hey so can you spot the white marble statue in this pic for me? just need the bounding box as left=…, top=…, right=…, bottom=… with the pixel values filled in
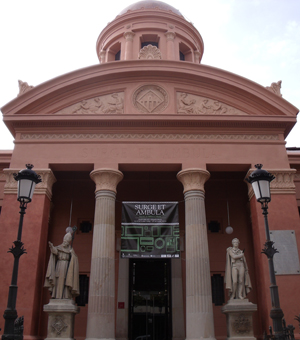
left=44, top=231, right=80, bottom=299
left=225, top=238, right=252, bottom=300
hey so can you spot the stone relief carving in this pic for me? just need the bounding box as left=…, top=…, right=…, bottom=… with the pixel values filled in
left=21, top=133, right=279, bottom=141
left=51, top=316, right=68, bottom=335
left=18, top=80, right=34, bottom=97
left=133, top=85, right=168, bottom=113
left=177, top=92, right=247, bottom=115
left=138, top=45, right=162, bottom=60
left=233, top=314, right=251, bottom=335
left=266, top=80, right=282, bottom=97
left=54, top=93, right=124, bottom=115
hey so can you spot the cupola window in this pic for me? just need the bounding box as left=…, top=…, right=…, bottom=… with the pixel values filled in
left=179, top=42, right=192, bottom=62
left=115, top=50, right=121, bottom=61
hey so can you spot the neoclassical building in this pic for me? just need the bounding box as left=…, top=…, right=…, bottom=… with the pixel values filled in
left=0, top=1, right=300, bottom=340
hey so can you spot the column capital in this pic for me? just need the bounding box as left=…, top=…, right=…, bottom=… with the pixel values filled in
left=165, top=31, right=176, bottom=41
left=3, top=168, right=56, bottom=200
left=177, top=168, right=210, bottom=193
left=245, top=168, right=297, bottom=200
left=124, top=31, right=135, bottom=41
left=90, top=168, right=123, bottom=194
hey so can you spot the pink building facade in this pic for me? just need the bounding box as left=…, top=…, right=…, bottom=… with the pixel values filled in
left=1, top=1, right=300, bottom=340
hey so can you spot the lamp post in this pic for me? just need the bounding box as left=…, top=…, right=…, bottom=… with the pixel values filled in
left=2, top=164, right=41, bottom=340
left=246, top=164, right=284, bottom=340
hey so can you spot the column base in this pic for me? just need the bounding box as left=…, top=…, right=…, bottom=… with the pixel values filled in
left=44, top=299, right=80, bottom=340
left=221, top=299, right=257, bottom=340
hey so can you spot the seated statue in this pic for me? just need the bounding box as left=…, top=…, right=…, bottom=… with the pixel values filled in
left=225, top=238, right=252, bottom=300
left=44, top=231, right=80, bottom=299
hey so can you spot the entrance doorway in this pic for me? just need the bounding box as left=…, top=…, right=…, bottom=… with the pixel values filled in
left=129, top=259, right=172, bottom=340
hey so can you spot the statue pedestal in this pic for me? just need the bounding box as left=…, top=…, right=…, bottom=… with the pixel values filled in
left=44, top=299, right=80, bottom=340
left=221, top=299, right=257, bottom=340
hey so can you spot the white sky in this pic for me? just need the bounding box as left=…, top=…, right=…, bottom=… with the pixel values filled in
left=0, top=0, right=299, bottom=150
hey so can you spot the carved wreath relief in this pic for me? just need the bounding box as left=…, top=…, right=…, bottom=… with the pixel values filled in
left=55, top=93, right=124, bottom=115
left=177, top=92, right=246, bottom=115
left=133, top=85, right=168, bottom=113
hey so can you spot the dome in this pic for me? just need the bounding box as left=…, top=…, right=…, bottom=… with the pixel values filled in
left=118, top=0, right=183, bottom=17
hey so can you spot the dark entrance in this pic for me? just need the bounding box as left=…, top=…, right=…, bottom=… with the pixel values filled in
left=129, top=259, right=172, bottom=340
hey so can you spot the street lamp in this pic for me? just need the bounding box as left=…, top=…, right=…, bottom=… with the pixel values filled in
left=2, top=164, right=42, bottom=340
left=246, top=164, right=284, bottom=340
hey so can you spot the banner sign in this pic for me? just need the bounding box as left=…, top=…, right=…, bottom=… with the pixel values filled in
left=121, top=202, right=180, bottom=259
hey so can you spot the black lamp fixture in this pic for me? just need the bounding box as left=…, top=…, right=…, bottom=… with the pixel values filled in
left=2, top=164, right=41, bottom=340
left=246, top=164, right=285, bottom=340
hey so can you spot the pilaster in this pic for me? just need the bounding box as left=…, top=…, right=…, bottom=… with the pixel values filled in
left=86, top=168, right=123, bottom=340
left=124, top=31, right=135, bottom=60
left=177, top=168, right=216, bottom=340
left=165, top=31, right=176, bottom=60
left=194, top=50, right=201, bottom=64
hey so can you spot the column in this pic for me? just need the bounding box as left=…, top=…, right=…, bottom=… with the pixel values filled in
left=177, top=168, right=216, bottom=340
left=0, top=167, right=56, bottom=339
left=124, top=31, right=135, bottom=60
left=165, top=31, right=176, bottom=60
left=86, top=168, right=123, bottom=340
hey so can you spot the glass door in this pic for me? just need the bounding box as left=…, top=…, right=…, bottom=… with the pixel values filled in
left=129, top=260, right=171, bottom=340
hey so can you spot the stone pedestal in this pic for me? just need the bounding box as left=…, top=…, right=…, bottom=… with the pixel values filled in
left=221, top=299, right=257, bottom=340
left=44, top=299, right=79, bottom=340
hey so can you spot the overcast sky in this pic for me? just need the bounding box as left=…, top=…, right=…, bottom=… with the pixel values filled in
left=0, top=0, right=299, bottom=150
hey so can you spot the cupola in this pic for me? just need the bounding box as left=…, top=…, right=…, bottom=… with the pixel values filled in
left=96, top=0, right=204, bottom=64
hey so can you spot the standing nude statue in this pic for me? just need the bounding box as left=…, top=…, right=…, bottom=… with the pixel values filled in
left=225, top=238, right=252, bottom=300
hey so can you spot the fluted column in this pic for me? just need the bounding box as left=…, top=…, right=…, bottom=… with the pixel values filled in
left=177, top=168, right=216, bottom=340
left=165, top=31, right=176, bottom=60
left=124, top=31, right=135, bottom=60
left=86, top=168, right=123, bottom=340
